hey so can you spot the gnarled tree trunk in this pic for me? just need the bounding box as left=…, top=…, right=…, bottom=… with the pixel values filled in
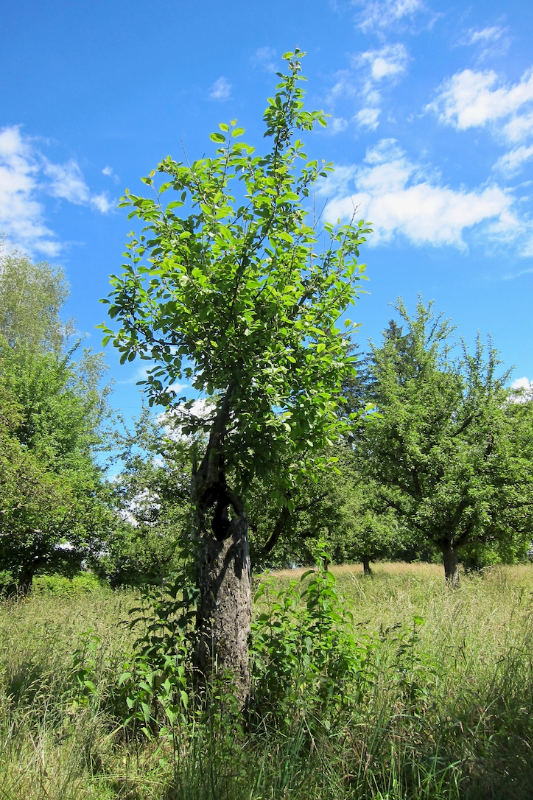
left=362, top=556, right=372, bottom=576
left=191, top=386, right=252, bottom=707
left=194, top=511, right=251, bottom=706
left=441, top=541, right=460, bottom=587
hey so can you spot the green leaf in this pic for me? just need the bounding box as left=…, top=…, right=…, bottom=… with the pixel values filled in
left=209, top=133, right=226, bottom=143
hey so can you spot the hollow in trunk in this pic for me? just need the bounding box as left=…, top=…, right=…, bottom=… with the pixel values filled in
left=190, top=386, right=252, bottom=707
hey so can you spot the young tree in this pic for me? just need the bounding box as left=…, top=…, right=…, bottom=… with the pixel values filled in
left=359, top=298, right=533, bottom=585
left=101, top=50, right=370, bottom=702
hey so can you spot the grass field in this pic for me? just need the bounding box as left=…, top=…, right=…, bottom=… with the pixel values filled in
left=1, top=563, right=533, bottom=799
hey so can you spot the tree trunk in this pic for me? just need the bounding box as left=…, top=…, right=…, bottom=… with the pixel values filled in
left=362, top=556, right=372, bottom=576
left=194, top=513, right=251, bottom=707
left=17, top=566, right=34, bottom=596
left=441, top=542, right=460, bottom=587
left=190, top=385, right=252, bottom=707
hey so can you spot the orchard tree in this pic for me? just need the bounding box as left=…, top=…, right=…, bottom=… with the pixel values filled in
left=0, top=341, right=113, bottom=591
left=95, top=409, right=194, bottom=587
left=101, top=50, right=370, bottom=703
left=359, top=298, right=533, bottom=586
left=0, top=249, right=113, bottom=592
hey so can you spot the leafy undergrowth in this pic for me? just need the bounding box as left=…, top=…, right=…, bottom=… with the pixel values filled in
left=1, top=562, right=533, bottom=799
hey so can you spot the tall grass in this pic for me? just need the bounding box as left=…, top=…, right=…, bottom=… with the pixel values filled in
left=1, top=565, right=533, bottom=799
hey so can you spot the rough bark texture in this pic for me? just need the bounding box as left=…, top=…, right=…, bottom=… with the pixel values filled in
left=194, top=517, right=251, bottom=706
left=441, top=542, right=460, bottom=587
left=190, top=385, right=252, bottom=707
left=362, top=557, right=373, bottom=576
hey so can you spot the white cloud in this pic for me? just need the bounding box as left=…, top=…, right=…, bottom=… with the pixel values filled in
left=253, top=47, right=276, bottom=73
left=469, top=27, right=503, bottom=46
left=328, top=45, right=408, bottom=133
left=320, top=139, right=521, bottom=250
left=102, top=165, right=113, bottom=176
left=354, top=0, right=425, bottom=35
left=331, top=117, right=348, bottom=134
left=494, top=145, right=533, bottom=176
left=356, top=108, right=381, bottom=130
left=44, top=159, right=113, bottom=212
left=209, top=77, right=231, bottom=101
left=357, top=44, right=409, bottom=82
left=462, top=25, right=510, bottom=62
left=503, top=111, right=533, bottom=143
left=428, top=68, right=533, bottom=140
left=0, top=125, right=114, bottom=255
left=0, top=125, right=59, bottom=255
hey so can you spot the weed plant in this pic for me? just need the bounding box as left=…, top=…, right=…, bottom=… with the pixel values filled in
left=1, top=564, right=533, bottom=798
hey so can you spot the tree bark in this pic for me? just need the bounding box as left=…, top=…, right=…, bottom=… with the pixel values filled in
left=190, top=385, right=252, bottom=707
left=362, top=556, right=373, bottom=576
left=194, top=511, right=251, bottom=707
left=441, top=542, right=460, bottom=587
left=17, top=566, right=34, bottom=596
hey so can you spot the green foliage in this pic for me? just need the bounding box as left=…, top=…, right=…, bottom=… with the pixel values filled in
left=94, top=409, right=194, bottom=587
left=251, top=543, right=375, bottom=721
left=0, top=339, right=113, bottom=588
left=357, top=297, right=533, bottom=568
left=101, top=49, right=370, bottom=496
left=118, top=570, right=198, bottom=737
left=0, top=239, right=73, bottom=352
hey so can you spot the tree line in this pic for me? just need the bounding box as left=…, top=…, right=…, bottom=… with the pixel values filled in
left=1, top=51, right=532, bottom=705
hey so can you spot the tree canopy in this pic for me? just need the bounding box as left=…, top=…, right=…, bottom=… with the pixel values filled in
left=101, top=50, right=371, bottom=702
left=357, top=298, right=533, bottom=584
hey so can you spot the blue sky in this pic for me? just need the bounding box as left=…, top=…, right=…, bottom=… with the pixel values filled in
left=1, top=0, right=533, bottom=417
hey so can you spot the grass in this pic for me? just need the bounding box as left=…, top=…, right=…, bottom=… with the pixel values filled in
left=1, top=564, right=533, bottom=799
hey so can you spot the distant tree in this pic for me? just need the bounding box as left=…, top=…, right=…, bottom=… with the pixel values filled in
left=246, top=444, right=405, bottom=575
left=358, top=298, right=533, bottom=586
left=95, top=409, right=193, bottom=587
left=0, top=240, right=73, bottom=351
left=101, top=50, right=370, bottom=703
left=0, top=342, right=113, bottom=592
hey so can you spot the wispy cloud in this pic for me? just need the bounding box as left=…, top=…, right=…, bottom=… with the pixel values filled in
left=319, top=139, right=524, bottom=251
left=330, top=117, right=349, bottom=134
left=328, top=44, right=409, bottom=133
left=460, top=25, right=511, bottom=62
left=353, top=0, right=426, bottom=37
left=427, top=67, right=533, bottom=140
left=44, top=159, right=114, bottom=213
left=209, top=76, right=231, bottom=101
left=502, top=267, right=533, bottom=280
left=494, top=144, right=533, bottom=176
left=102, top=165, right=119, bottom=183
left=0, top=125, right=114, bottom=255
left=253, top=46, right=277, bottom=73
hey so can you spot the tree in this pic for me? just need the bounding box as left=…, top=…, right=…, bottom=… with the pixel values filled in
left=358, top=298, right=533, bottom=585
left=0, top=240, right=73, bottom=351
left=101, top=50, right=370, bottom=703
left=95, top=409, right=193, bottom=587
left=0, top=341, right=113, bottom=592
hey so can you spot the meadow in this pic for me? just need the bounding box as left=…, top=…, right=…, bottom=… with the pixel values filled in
left=1, top=563, right=533, bottom=800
